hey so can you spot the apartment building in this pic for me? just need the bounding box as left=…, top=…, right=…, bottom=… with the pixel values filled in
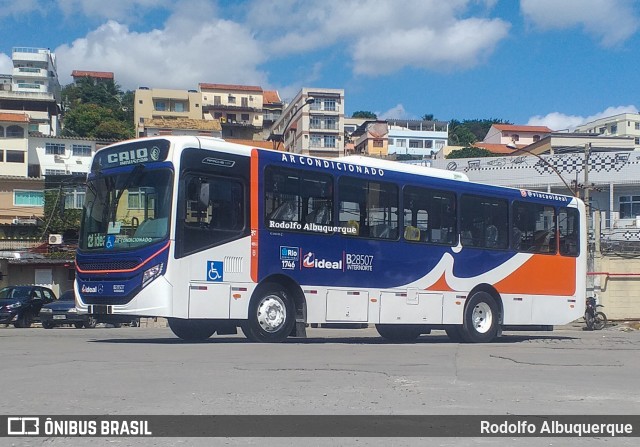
left=387, top=119, right=448, bottom=157
left=271, top=88, right=344, bottom=156
left=0, top=112, right=29, bottom=177
left=350, top=120, right=389, bottom=157
left=134, top=88, right=203, bottom=137
left=574, top=113, right=640, bottom=148
left=0, top=47, right=62, bottom=136
left=200, top=83, right=264, bottom=140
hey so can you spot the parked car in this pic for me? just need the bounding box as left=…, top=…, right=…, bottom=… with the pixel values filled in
left=0, top=285, right=57, bottom=328
left=39, top=290, right=97, bottom=329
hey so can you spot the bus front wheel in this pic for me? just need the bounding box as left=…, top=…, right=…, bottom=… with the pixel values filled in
left=375, top=324, right=422, bottom=342
left=461, top=292, right=499, bottom=343
left=243, top=284, right=294, bottom=343
left=168, top=318, right=217, bottom=341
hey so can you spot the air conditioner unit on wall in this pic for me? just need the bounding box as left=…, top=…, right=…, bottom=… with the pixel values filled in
left=48, top=234, right=63, bottom=245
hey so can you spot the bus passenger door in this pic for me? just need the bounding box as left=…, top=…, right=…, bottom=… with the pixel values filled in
left=379, top=290, right=443, bottom=324
left=188, top=282, right=231, bottom=319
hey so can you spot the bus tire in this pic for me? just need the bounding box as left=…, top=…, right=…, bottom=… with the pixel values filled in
left=445, top=326, right=464, bottom=342
left=243, top=284, right=294, bottom=343
left=375, top=324, right=422, bottom=342
left=168, top=318, right=217, bottom=341
left=461, top=291, right=499, bottom=343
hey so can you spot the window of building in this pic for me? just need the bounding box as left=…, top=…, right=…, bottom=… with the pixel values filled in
left=511, top=134, right=520, bottom=142
left=72, top=144, right=92, bottom=157
left=154, top=101, right=166, bottom=111
left=45, top=143, right=65, bottom=155
left=14, top=190, right=44, bottom=206
left=0, top=125, right=4, bottom=137
left=324, top=99, right=336, bottom=111
left=460, top=195, right=509, bottom=249
left=388, top=138, right=394, bottom=145
left=174, top=102, right=185, bottom=113
left=324, top=135, right=336, bottom=148
left=6, top=125, right=24, bottom=138
left=373, top=139, right=383, bottom=147
left=214, top=112, right=223, bottom=119
left=611, top=125, right=617, bottom=134
left=635, top=122, right=640, bottom=130
left=228, top=95, right=236, bottom=104
left=396, top=139, right=406, bottom=147
left=533, top=135, right=540, bottom=142
left=241, top=113, right=250, bottom=122
left=619, top=196, right=640, bottom=218
left=45, top=169, right=67, bottom=175
left=310, top=116, right=321, bottom=128
left=227, top=114, right=236, bottom=123
left=325, top=117, right=337, bottom=129
left=214, top=96, right=221, bottom=105
left=241, top=97, right=249, bottom=107
left=338, top=177, right=398, bottom=239
left=0, top=150, right=3, bottom=161
left=6, top=150, right=24, bottom=163
left=635, top=137, right=640, bottom=145
left=424, top=140, right=433, bottom=149
left=409, top=140, right=423, bottom=148
left=310, top=135, right=322, bottom=147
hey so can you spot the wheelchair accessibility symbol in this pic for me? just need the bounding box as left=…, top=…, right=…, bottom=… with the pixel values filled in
left=105, top=235, right=115, bottom=249
left=207, top=261, right=223, bottom=282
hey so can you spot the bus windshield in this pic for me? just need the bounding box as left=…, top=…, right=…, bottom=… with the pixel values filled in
left=79, top=167, right=173, bottom=251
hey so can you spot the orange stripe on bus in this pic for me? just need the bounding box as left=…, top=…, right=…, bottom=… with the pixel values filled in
left=250, top=149, right=260, bottom=283
left=426, top=272, right=454, bottom=292
left=494, top=254, right=576, bottom=295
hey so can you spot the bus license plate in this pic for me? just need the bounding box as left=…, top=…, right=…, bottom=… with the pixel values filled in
left=53, top=315, right=66, bottom=320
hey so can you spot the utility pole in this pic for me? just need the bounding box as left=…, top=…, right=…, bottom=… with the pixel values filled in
left=583, top=143, right=591, bottom=207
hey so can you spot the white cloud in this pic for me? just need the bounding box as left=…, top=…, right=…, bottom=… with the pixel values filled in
left=0, top=52, right=12, bottom=73
left=0, top=0, right=42, bottom=18
left=246, top=0, right=510, bottom=75
left=527, top=105, right=639, bottom=131
left=521, top=0, right=639, bottom=47
left=378, top=104, right=414, bottom=120
left=54, top=6, right=268, bottom=91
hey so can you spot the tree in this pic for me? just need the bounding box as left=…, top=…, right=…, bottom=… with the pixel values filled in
left=40, top=188, right=82, bottom=241
left=62, top=103, right=133, bottom=140
left=446, top=146, right=496, bottom=159
left=422, top=114, right=435, bottom=121
left=352, top=111, right=377, bottom=119
left=448, top=118, right=511, bottom=148
left=61, top=78, right=135, bottom=139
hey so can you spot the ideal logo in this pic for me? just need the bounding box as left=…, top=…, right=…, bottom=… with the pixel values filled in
left=302, top=252, right=342, bottom=270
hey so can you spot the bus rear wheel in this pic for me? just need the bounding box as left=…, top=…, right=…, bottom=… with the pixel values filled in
left=461, top=292, right=499, bottom=343
left=243, top=284, right=294, bottom=343
left=375, top=324, right=422, bottom=342
left=168, top=318, right=217, bottom=341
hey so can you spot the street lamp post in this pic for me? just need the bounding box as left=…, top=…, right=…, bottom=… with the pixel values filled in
left=268, top=97, right=315, bottom=152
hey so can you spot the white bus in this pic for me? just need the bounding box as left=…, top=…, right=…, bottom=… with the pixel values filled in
left=75, top=136, right=586, bottom=342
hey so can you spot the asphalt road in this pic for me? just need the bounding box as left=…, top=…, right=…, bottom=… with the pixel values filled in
left=1, top=324, right=639, bottom=446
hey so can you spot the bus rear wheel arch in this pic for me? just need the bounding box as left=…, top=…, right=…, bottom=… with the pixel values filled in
left=243, top=282, right=295, bottom=343
left=460, top=291, right=500, bottom=343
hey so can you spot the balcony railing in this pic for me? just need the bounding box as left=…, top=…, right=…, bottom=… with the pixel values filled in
left=203, top=103, right=261, bottom=113
left=309, top=123, right=339, bottom=131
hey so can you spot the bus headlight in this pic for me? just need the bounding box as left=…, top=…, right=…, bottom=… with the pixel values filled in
left=142, top=263, right=164, bottom=288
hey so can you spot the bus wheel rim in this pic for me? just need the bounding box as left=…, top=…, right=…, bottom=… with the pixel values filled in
left=472, top=302, right=492, bottom=334
left=257, top=295, right=286, bottom=333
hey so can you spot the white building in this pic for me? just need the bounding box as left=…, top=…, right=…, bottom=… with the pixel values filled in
left=387, top=119, right=448, bottom=157
left=574, top=113, right=640, bottom=148
left=0, top=47, right=62, bottom=135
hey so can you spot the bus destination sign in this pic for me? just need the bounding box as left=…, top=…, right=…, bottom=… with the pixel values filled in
left=92, top=139, right=170, bottom=170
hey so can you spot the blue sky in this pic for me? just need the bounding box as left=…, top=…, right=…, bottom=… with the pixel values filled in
left=0, top=0, right=638, bottom=130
